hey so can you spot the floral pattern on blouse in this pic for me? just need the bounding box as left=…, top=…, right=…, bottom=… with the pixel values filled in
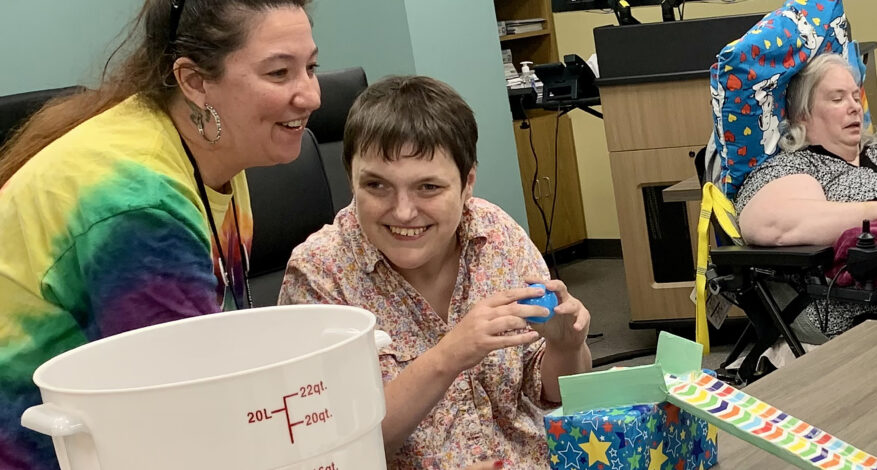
left=280, top=197, right=553, bottom=469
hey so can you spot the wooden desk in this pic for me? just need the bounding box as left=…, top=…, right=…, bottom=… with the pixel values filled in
left=713, top=320, right=877, bottom=468
left=599, top=78, right=705, bottom=325
left=663, top=175, right=701, bottom=203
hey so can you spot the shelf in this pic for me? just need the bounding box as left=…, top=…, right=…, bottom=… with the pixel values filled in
left=499, top=29, right=550, bottom=41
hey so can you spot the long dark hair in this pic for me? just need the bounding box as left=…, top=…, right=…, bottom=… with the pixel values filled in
left=0, top=0, right=309, bottom=186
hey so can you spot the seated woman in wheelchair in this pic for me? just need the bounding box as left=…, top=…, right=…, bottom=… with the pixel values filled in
left=735, top=53, right=877, bottom=339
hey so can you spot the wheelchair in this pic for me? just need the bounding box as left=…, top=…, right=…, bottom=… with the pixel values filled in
left=695, top=146, right=877, bottom=386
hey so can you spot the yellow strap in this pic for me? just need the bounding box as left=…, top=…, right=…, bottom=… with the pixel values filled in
left=695, top=183, right=741, bottom=355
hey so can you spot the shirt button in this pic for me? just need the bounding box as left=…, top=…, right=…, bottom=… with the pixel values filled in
left=466, top=422, right=481, bottom=440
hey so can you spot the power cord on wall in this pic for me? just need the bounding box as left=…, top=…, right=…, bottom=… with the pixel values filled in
left=520, top=105, right=602, bottom=341
left=821, top=267, right=847, bottom=334
left=520, top=106, right=561, bottom=280
left=547, top=110, right=561, bottom=270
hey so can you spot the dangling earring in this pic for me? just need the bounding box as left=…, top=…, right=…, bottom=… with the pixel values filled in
left=197, top=104, right=222, bottom=144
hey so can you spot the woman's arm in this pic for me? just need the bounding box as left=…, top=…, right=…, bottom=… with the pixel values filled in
left=540, top=343, right=592, bottom=403
left=379, top=347, right=462, bottom=456
left=45, top=207, right=220, bottom=336
left=281, top=261, right=454, bottom=454
left=530, top=280, right=592, bottom=403
left=282, top=257, right=548, bottom=457
left=507, top=218, right=592, bottom=403
left=739, top=173, right=877, bottom=245
left=380, top=289, right=544, bottom=457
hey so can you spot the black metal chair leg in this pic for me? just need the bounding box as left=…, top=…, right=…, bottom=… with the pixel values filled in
left=721, top=322, right=754, bottom=368
left=753, top=279, right=806, bottom=357
left=738, top=330, right=779, bottom=384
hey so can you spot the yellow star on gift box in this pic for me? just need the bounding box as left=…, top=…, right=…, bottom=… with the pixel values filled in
left=648, top=442, right=668, bottom=470
left=707, top=424, right=718, bottom=444
left=550, top=454, right=560, bottom=465
left=578, top=431, right=611, bottom=466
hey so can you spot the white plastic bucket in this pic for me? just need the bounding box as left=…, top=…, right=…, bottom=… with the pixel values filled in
left=21, top=305, right=390, bottom=470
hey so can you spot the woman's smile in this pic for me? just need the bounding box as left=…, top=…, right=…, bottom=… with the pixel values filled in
left=387, top=225, right=430, bottom=239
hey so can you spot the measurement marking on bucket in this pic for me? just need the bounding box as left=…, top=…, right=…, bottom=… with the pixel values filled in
left=282, top=393, right=303, bottom=444
left=248, top=384, right=335, bottom=444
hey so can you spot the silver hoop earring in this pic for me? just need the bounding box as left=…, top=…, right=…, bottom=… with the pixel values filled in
left=198, top=104, right=222, bottom=144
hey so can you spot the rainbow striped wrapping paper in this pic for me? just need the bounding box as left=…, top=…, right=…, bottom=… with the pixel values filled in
left=666, top=370, right=877, bottom=470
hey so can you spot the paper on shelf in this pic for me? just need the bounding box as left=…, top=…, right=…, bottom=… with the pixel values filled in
left=504, top=17, right=545, bottom=26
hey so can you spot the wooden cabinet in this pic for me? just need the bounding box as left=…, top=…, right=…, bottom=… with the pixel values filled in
left=592, top=14, right=765, bottom=327
left=512, top=110, right=586, bottom=252
left=494, top=0, right=587, bottom=253
left=600, top=78, right=707, bottom=325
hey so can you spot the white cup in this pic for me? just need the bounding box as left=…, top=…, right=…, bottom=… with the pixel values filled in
left=21, top=305, right=390, bottom=470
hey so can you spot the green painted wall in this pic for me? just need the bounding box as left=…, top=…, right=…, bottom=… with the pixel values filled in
left=309, top=0, right=417, bottom=79
left=0, top=0, right=140, bottom=95
left=404, top=1, right=526, bottom=228
left=310, top=0, right=529, bottom=229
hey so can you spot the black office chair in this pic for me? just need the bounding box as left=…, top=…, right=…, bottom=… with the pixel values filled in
left=307, top=66, right=368, bottom=213
left=246, top=67, right=368, bottom=306
left=246, top=128, right=335, bottom=307
left=0, top=86, right=83, bottom=145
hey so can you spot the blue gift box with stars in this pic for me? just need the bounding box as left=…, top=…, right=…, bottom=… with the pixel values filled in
left=544, top=401, right=718, bottom=470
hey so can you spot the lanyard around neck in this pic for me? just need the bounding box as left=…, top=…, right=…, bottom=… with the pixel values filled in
left=179, top=138, right=252, bottom=309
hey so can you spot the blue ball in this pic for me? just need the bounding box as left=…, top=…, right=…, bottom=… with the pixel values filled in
left=518, top=283, right=558, bottom=323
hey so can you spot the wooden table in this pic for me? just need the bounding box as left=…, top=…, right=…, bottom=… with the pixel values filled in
left=712, top=320, right=877, bottom=468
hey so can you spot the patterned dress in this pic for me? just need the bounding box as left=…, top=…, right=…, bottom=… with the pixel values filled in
left=735, top=144, right=877, bottom=337
left=0, top=96, right=252, bottom=469
left=280, top=197, right=553, bottom=469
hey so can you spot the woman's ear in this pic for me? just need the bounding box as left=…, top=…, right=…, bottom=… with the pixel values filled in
left=173, top=57, right=207, bottom=107
left=463, top=167, right=477, bottom=199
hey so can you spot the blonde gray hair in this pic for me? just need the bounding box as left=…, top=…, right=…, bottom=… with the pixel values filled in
left=780, top=53, right=874, bottom=152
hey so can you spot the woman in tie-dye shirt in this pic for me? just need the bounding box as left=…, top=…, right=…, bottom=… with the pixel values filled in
left=281, top=76, right=594, bottom=469
left=0, top=1, right=319, bottom=468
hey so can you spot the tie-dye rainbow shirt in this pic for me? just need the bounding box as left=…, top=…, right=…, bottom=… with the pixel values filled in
left=0, top=95, right=252, bottom=469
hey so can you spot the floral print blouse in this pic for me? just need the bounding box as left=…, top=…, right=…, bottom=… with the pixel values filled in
left=279, top=197, right=553, bottom=469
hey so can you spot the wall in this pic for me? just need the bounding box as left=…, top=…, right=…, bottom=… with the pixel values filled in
left=309, top=0, right=416, bottom=80
left=0, top=0, right=141, bottom=95
left=553, top=0, right=877, bottom=239
left=0, top=0, right=411, bottom=95
left=311, top=0, right=529, bottom=228
left=1, top=0, right=528, bottom=228
left=404, top=1, right=525, bottom=219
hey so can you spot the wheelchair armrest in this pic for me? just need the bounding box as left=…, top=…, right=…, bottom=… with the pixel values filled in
left=710, top=245, right=834, bottom=268
left=807, top=284, right=877, bottom=303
